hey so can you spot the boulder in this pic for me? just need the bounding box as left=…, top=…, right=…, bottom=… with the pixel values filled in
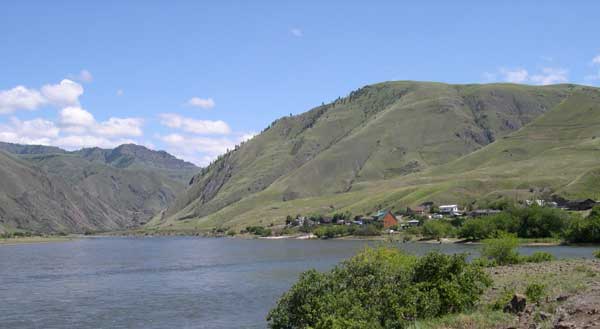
left=504, top=293, right=527, bottom=314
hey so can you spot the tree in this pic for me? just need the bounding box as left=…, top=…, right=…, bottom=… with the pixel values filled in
left=422, top=220, right=454, bottom=240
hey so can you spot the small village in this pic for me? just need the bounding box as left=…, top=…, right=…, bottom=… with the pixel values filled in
left=261, top=196, right=600, bottom=240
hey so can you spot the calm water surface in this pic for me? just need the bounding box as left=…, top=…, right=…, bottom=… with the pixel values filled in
left=0, top=237, right=597, bottom=329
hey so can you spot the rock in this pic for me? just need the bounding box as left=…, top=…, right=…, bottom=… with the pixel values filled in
left=539, top=311, right=551, bottom=321
left=504, top=293, right=527, bottom=314
left=554, top=322, right=574, bottom=329
left=556, top=294, right=569, bottom=302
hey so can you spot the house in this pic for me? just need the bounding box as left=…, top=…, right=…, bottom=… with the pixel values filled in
left=566, top=199, right=597, bottom=211
left=407, top=206, right=427, bottom=215
left=469, top=209, right=502, bottom=217
left=439, top=205, right=459, bottom=215
left=407, top=219, right=420, bottom=226
left=525, top=199, right=545, bottom=207
left=376, top=210, right=399, bottom=228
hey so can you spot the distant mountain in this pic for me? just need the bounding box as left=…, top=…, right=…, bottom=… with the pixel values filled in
left=0, top=142, right=67, bottom=155
left=0, top=143, right=199, bottom=233
left=153, top=81, right=600, bottom=232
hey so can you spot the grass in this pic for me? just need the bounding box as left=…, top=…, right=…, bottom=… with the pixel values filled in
left=409, top=310, right=514, bottom=329
left=0, top=235, right=75, bottom=245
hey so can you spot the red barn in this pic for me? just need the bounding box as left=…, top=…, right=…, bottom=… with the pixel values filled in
left=380, top=211, right=399, bottom=228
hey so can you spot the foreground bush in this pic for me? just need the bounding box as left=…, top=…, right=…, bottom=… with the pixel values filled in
left=267, top=248, right=491, bottom=329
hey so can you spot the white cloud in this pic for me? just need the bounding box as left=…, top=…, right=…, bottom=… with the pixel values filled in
left=158, top=133, right=240, bottom=166
left=53, top=135, right=135, bottom=150
left=0, top=86, right=45, bottom=114
left=490, top=67, right=568, bottom=85
left=159, top=113, right=230, bottom=135
left=96, top=117, right=144, bottom=137
left=187, top=97, right=215, bottom=109
left=529, top=67, right=568, bottom=85
left=593, top=55, right=600, bottom=65
left=59, top=106, right=95, bottom=128
left=239, top=132, right=256, bottom=142
left=70, top=69, right=93, bottom=83
left=116, top=89, right=124, bottom=96
left=41, top=79, right=84, bottom=107
left=58, top=106, right=143, bottom=137
left=499, top=68, right=529, bottom=83
left=0, top=117, right=60, bottom=145
left=291, top=28, right=303, bottom=37
left=0, top=79, right=84, bottom=115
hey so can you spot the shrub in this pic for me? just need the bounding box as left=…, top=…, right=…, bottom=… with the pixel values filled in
left=523, top=251, right=555, bottom=263
left=481, top=234, right=521, bottom=265
left=490, top=287, right=515, bottom=310
left=245, top=226, right=272, bottom=237
left=354, top=224, right=381, bottom=236
left=459, top=218, right=495, bottom=240
left=422, top=220, right=454, bottom=240
left=563, top=215, right=600, bottom=243
left=313, top=225, right=354, bottom=239
left=267, top=248, right=491, bottom=329
left=525, top=282, right=546, bottom=304
left=594, top=250, right=600, bottom=259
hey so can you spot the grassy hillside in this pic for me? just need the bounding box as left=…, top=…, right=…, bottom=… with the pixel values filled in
left=153, top=82, right=598, bottom=232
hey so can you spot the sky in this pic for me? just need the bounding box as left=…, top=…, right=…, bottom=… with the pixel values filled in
left=1, top=1, right=600, bottom=166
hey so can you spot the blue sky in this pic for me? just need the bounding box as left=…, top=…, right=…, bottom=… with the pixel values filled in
left=1, top=1, right=599, bottom=165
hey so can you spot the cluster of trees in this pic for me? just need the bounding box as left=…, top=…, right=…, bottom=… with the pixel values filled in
left=267, top=248, right=491, bottom=329
left=313, top=223, right=382, bottom=239
left=456, top=206, right=600, bottom=243
left=243, top=226, right=272, bottom=237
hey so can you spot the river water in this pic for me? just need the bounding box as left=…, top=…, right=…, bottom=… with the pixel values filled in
left=0, top=237, right=597, bottom=328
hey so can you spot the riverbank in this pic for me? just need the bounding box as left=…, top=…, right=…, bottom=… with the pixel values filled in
left=412, top=259, right=600, bottom=328
left=100, top=228, right=575, bottom=247
left=0, top=235, right=76, bottom=246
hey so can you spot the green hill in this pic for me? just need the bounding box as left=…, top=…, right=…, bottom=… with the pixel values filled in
left=154, top=82, right=598, bottom=232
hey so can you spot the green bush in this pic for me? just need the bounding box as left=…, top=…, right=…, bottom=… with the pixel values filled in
left=508, top=206, right=569, bottom=239
left=523, top=251, right=555, bottom=263
left=490, top=287, right=515, bottom=310
left=267, top=248, right=491, bottom=329
left=594, top=250, right=600, bottom=259
left=354, top=224, right=381, bottom=236
left=313, top=225, right=354, bottom=239
left=525, top=282, right=546, bottom=304
left=481, top=234, right=521, bottom=265
left=245, top=226, right=272, bottom=237
left=422, top=220, right=454, bottom=240
left=563, top=215, right=600, bottom=243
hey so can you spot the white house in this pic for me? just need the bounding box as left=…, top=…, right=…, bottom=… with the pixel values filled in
left=439, top=205, right=459, bottom=215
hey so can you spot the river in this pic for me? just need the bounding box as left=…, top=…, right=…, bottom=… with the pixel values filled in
left=0, top=237, right=597, bottom=328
